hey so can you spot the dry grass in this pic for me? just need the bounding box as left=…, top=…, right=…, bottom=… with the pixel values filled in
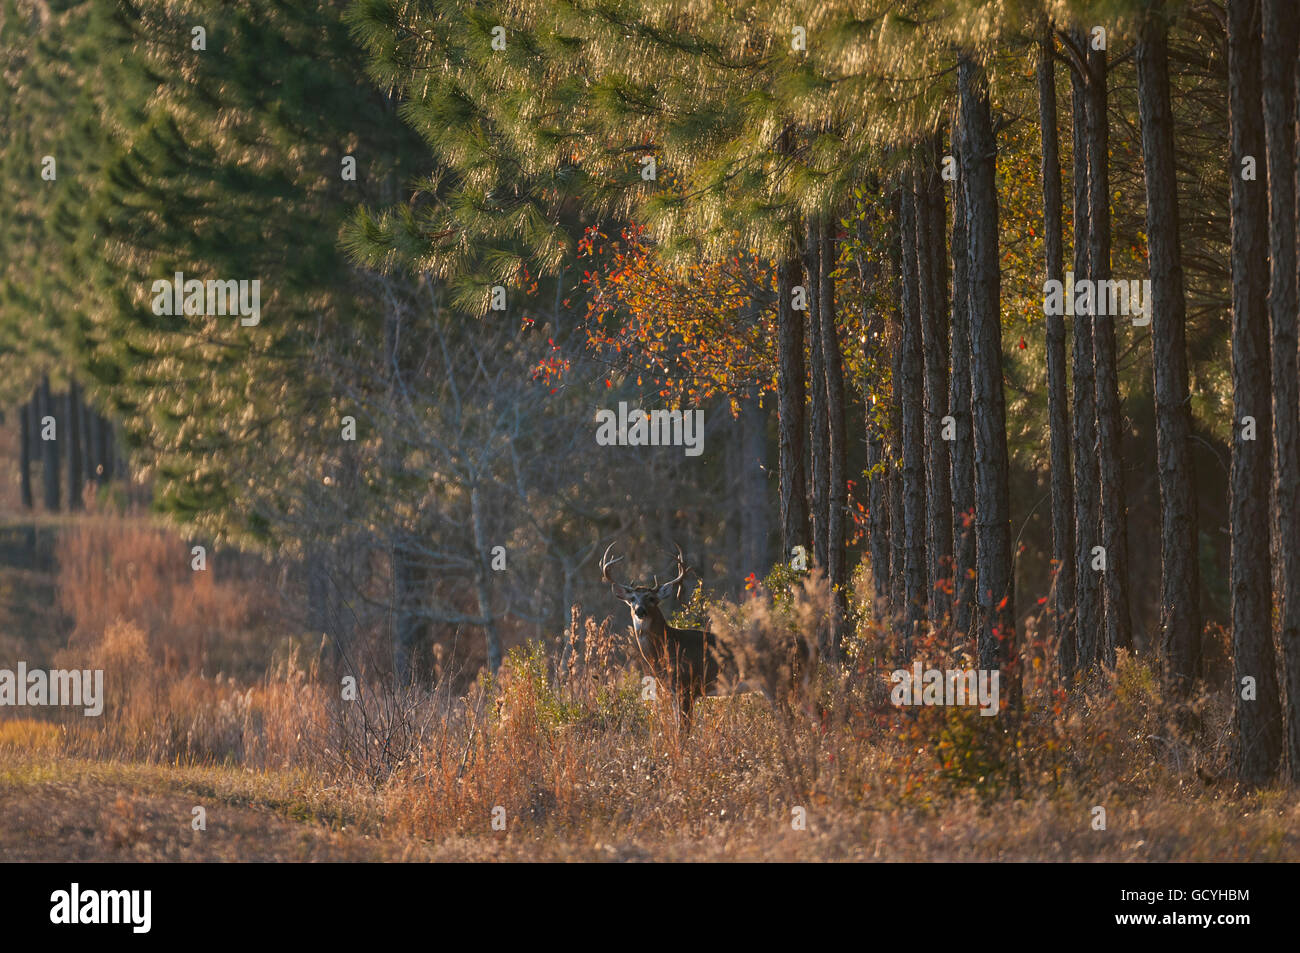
left=56, top=513, right=281, bottom=677
left=2, top=514, right=1299, bottom=861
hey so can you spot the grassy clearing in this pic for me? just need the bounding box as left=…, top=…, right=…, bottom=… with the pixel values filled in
left=1, top=515, right=1298, bottom=861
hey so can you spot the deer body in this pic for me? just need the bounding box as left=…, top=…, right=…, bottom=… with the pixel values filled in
left=627, top=601, right=731, bottom=723
left=601, top=542, right=816, bottom=728
left=601, top=542, right=744, bottom=726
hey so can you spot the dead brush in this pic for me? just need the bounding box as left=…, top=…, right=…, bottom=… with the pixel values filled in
left=53, top=619, right=329, bottom=769
left=56, top=514, right=272, bottom=677
left=704, top=570, right=834, bottom=802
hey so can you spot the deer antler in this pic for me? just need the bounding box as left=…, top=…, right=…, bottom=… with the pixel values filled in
left=659, top=541, right=691, bottom=597
left=600, top=541, right=631, bottom=595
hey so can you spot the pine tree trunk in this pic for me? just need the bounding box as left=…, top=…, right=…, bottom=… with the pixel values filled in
left=88, top=403, right=104, bottom=486
left=78, top=396, right=92, bottom=492
left=898, top=181, right=928, bottom=641
left=66, top=379, right=83, bottom=510
left=888, top=193, right=907, bottom=620
left=38, top=374, right=59, bottom=512
left=99, top=414, right=115, bottom=483
left=949, top=113, right=977, bottom=640
left=888, top=434, right=905, bottom=624
left=1038, top=22, right=1076, bottom=675
left=1227, top=0, right=1282, bottom=783
left=1070, top=39, right=1102, bottom=670
left=918, top=149, right=953, bottom=626
left=818, top=216, right=849, bottom=656
left=1260, top=0, right=1300, bottom=780
left=803, top=219, right=829, bottom=572
left=1137, top=1, right=1201, bottom=689
left=959, top=56, right=1014, bottom=674
left=19, top=396, right=33, bottom=510
left=777, top=256, right=810, bottom=559
left=858, top=210, right=892, bottom=618
left=1087, top=39, right=1134, bottom=666
left=738, top=395, right=771, bottom=577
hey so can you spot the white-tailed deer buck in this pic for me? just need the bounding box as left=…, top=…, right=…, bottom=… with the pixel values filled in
left=600, top=541, right=814, bottom=727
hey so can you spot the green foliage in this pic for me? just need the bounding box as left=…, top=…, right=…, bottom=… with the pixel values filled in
left=49, top=0, right=429, bottom=547
left=499, top=640, right=646, bottom=733
left=930, top=706, right=1011, bottom=800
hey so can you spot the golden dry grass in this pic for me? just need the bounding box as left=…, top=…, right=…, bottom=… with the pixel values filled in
left=1, top=514, right=1298, bottom=861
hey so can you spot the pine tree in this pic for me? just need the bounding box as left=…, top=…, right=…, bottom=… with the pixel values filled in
left=1086, top=27, right=1135, bottom=666
left=1066, top=26, right=1103, bottom=672
left=1259, top=0, right=1300, bottom=779
left=1037, top=18, right=1076, bottom=675
left=959, top=52, right=1014, bottom=674
left=898, top=179, right=929, bottom=640
left=83, top=0, right=427, bottom=548
left=949, top=109, right=976, bottom=640
left=1136, top=0, right=1201, bottom=689
left=1226, top=0, right=1282, bottom=782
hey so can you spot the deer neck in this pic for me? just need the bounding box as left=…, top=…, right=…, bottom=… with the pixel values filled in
left=632, top=607, right=671, bottom=659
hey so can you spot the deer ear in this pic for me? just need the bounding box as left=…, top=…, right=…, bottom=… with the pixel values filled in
left=656, top=581, right=678, bottom=601
left=612, top=584, right=633, bottom=603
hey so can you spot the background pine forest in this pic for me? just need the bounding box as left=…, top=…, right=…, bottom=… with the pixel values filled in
left=2, top=0, right=1300, bottom=861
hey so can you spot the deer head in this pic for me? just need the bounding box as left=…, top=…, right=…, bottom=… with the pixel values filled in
left=600, top=541, right=692, bottom=643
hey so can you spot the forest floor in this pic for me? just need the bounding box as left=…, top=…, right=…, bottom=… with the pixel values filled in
left=5, top=743, right=1298, bottom=862
left=3, top=514, right=1300, bottom=862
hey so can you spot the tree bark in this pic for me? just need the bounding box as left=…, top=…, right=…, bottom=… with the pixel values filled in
left=918, top=146, right=953, bottom=626
left=898, top=181, right=928, bottom=641
left=738, top=394, right=770, bottom=577
left=818, top=216, right=849, bottom=657
left=1038, top=21, right=1076, bottom=676
left=78, top=396, right=93, bottom=493
left=19, top=395, right=33, bottom=510
left=1227, top=0, right=1282, bottom=783
left=858, top=208, right=892, bottom=617
left=1260, top=0, right=1300, bottom=780
left=66, top=379, right=84, bottom=511
left=950, top=112, right=977, bottom=640
left=98, top=414, right=115, bottom=483
left=87, top=403, right=103, bottom=486
left=1137, top=0, right=1201, bottom=690
left=959, top=56, right=1014, bottom=673
left=1069, top=35, right=1102, bottom=671
left=888, top=192, right=907, bottom=621
left=777, top=256, right=810, bottom=560
left=38, top=374, right=59, bottom=512
left=803, top=218, right=829, bottom=572
left=1087, top=38, right=1134, bottom=666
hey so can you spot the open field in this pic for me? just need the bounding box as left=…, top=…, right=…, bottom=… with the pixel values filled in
left=2, top=515, right=1298, bottom=863
left=6, top=0, right=1300, bottom=873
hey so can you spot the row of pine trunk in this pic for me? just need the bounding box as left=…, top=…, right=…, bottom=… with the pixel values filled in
left=16, top=374, right=118, bottom=513
left=772, top=0, right=1300, bottom=784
